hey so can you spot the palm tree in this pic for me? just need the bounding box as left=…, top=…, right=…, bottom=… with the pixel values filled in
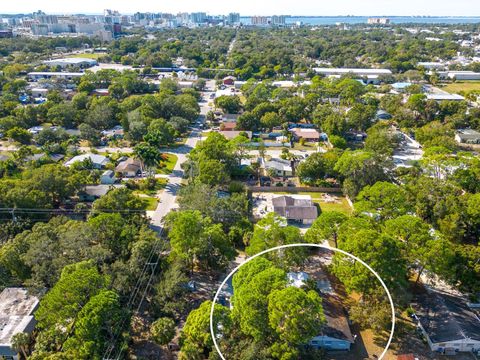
left=133, top=142, right=162, bottom=178
left=11, top=332, right=30, bottom=359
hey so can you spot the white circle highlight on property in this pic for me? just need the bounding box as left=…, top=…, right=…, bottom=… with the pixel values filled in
left=210, top=243, right=396, bottom=360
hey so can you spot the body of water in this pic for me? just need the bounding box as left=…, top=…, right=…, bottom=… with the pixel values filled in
left=240, top=16, right=480, bottom=25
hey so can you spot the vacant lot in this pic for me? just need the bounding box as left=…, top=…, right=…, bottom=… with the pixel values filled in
left=69, top=52, right=105, bottom=59
left=442, top=81, right=480, bottom=94
left=156, top=153, right=178, bottom=174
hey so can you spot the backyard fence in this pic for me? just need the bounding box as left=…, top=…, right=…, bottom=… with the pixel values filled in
left=248, top=186, right=343, bottom=193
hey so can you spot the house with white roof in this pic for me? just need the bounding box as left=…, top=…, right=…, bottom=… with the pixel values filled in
left=455, top=129, right=480, bottom=144
left=64, top=154, right=109, bottom=169
left=264, top=158, right=293, bottom=177
left=313, top=67, right=392, bottom=77
left=438, top=71, right=480, bottom=81
left=426, top=93, right=465, bottom=102
left=0, top=288, right=39, bottom=360
left=313, top=68, right=392, bottom=85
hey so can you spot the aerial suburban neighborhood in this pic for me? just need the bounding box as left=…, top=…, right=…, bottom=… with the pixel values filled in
left=0, top=2, right=479, bottom=360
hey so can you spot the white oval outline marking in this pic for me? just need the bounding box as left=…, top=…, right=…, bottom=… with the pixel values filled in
left=210, top=243, right=395, bottom=359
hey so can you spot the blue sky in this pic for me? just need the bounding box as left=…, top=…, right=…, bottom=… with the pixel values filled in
left=2, top=0, right=480, bottom=16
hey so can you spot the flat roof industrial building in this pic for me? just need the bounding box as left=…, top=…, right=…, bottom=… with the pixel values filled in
left=28, top=71, right=84, bottom=80
left=313, top=67, right=392, bottom=76
left=43, top=57, right=98, bottom=68
left=0, top=288, right=39, bottom=360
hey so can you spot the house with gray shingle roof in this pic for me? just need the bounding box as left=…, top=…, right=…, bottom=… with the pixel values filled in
left=412, top=289, right=480, bottom=355
left=272, top=195, right=318, bottom=224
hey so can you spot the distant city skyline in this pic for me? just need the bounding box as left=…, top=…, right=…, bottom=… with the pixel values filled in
left=2, top=0, right=480, bottom=16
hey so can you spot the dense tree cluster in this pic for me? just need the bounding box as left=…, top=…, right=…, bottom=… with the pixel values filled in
left=180, top=258, right=326, bottom=360
left=1, top=22, right=479, bottom=360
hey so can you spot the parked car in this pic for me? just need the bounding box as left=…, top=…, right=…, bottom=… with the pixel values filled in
left=260, top=176, right=271, bottom=186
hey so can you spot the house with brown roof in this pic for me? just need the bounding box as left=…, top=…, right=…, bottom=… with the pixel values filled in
left=287, top=272, right=354, bottom=351
left=223, top=76, right=236, bottom=86
left=115, top=158, right=142, bottom=177
left=272, top=195, right=318, bottom=224
left=289, top=127, right=321, bottom=142
left=220, top=121, right=237, bottom=131
left=397, top=355, right=417, bottom=360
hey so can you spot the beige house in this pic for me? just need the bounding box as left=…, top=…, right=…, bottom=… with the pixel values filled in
left=115, top=158, right=142, bottom=177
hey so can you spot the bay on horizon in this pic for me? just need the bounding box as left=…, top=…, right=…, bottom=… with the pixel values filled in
left=241, top=16, right=480, bottom=25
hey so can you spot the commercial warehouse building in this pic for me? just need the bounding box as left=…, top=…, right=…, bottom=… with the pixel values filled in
left=313, top=67, right=392, bottom=77
left=28, top=71, right=84, bottom=80
left=313, top=67, right=392, bottom=85
left=438, top=71, right=480, bottom=81
left=42, top=57, right=98, bottom=69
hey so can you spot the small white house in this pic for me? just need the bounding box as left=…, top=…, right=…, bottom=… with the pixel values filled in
left=64, top=154, right=109, bottom=169
left=426, top=93, right=465, bottom=102
left=264, top=158, right=293, bottom=177
left=287, top=272, right=309, bottom=288
left=413, top=289, right=480, bottom=355
left=100, top=170, right=116, bottom=184
left=30, top=88, right=49, bottom=98
left=455, top=129, right=480, bottom=144
left=178, top=81, right=194, bottom=89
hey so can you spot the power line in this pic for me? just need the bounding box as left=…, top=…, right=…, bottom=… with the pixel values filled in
left=0, top=207, right=147, bottom=214
left=103, top=225, right=167, bottom=360
left=1, top=207, right=166, bottom=360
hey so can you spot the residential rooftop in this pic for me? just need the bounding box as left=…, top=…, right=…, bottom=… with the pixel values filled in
left=272, top=195, right=318, bottom=221
left=413, top=289, right=480, bottom=344
left=0, top=288, right=39, bottom=346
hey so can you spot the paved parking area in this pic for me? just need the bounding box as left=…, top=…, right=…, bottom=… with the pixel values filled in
left=252, top=192, right=275, bottom=218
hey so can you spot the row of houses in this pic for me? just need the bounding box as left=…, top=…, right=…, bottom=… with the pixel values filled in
left=213, top=123, right=326, bottom=144
left=63, top=154, right=143, bottom=201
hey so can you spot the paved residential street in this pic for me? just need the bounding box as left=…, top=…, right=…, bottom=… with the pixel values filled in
left=149, top=80, right=215, bottom=231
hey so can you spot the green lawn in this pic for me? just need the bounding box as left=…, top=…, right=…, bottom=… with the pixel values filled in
left=441, top=82, right=480, bottom=94
left=141, top=196, right=158, bottom=211
left=69, top=53, right=105, bottom=59
left=271, top=191, right=352, bottom=214
left=316, top=199, right=352, bottom=214
left=292, top=142, right=318, bottom=150
left=156, top=154, right=178, bottom=174
left=136, top=178, right=168, bottom=196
